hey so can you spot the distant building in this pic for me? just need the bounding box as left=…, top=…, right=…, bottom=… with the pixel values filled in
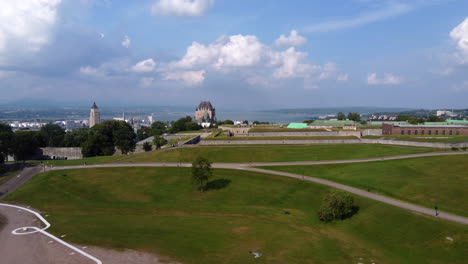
left=195, top=101, right=216, bottom=126
left=436, top=110, right=457, bottom=117
left=383, top=123, right=468, bottom=136
left=89, top=102, right=101, bottom=128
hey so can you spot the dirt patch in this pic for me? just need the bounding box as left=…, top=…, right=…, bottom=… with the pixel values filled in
left=232, top=226, right=250, bottom=234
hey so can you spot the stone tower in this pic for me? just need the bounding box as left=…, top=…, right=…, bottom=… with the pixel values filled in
left=89, top=102, right=101, bottom=128
left=195, top=101, right=216, bottom=124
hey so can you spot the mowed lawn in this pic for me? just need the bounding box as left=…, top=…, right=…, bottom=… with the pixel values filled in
left=4, top=167, right=468, bottom=264
left=35, top=153, right=140, bottom=166
left=128, top=144, right=440, bottom=163
left=261, top=154, right=468, bottom=217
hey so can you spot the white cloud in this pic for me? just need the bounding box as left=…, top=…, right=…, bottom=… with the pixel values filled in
left=175, top=34, right=264, bottom=70
left=122, top=35, right=131, bottom=48
left=132, top=59, right=156, bottom=72
left=270, top=47, right=316, bottom=79
left=275, top=30, right=307, bottom=47
left=367, top=72, right=401, bottom=85
left=0, top=0, right=62, bottom=62
left=337, top=74, right=349, bottom=82
left=151, top=0, right=214, bottom=17
left=140, top=77, right=155, bottom=87
left=79, top=66, right=100, bottom=76
left=0, top=70, right=14, bottom=79
left=303, top=2, right=411, bottom=33
left=450, top=17, right=468, bottom=63
left=164, top=70, right=205, bottom=86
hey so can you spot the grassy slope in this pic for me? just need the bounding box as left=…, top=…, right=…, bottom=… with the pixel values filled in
left=4, top=167, right=467, bottom=264
left=128, top=144, right=440, bottom=163
left=261, top=154, right=468, bottom=217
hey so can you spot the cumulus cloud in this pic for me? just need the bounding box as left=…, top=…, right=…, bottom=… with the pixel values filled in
left=0, top=0, right=62, bottom=63
left=450, top=17, right=468, bottom=63
left=164, top=70, right=205, bottom=86
left=337, top=74, right=349, bottom=81
left=175, top=35, right=264, bottom=70
left=275, top=30, right=307, bottom=47
left=367, top=73, right=401, bottom=85
left=151, top=0, right=214, bottom=17
left=270, top=47, right=316, bottom=79
left=132, top=58, right=156, bottom=72
left=122, top=35, right=131, bottom=48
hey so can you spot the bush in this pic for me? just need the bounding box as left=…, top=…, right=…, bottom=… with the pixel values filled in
left=143, top=142, right=152, bottom=152
left=318, top=191, right=358, bottom=222
left=191, top=156, right=213, bottom=192
left=451, top=147, right=459, bottom=151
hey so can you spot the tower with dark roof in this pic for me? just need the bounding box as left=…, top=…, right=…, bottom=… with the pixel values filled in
left=89, top=102, right=101, bottom=128
left=195, top=101, right=216, bottom=124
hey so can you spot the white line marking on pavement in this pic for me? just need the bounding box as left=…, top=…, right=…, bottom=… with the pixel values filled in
left=0, top=203, right=102, bottom=264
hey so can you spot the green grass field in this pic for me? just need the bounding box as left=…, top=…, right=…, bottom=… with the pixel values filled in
left=362, top=135, right=468, bottom=143
left=261, top=154, right=468, bottom=217
left=128, top=144, right=440, bottom=163
left=4, top=167, right=467, bottom=263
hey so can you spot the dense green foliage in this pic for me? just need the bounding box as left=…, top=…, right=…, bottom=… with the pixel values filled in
left=262, top=154, right=468, bottom=217
left=136, top=121, right=168, bottom=141
left=191, top=157, right=213, bottom=191
left=0, top=124, right=13, bottom=163
left=82, top=120, right=136, bottom=157
left=5, top=167, right=467, bottom=264
left=347, top=112, right=361, bottom=122
left=153, top=135, right=167, bottom=149
left=169, top=116, right=201, bottom=134
left=39, top=124, right=65, bottom=147
left=11, top=131, right=42, bottom=161
left=318, top=191, right=357, bottom=222
left=143, top=142, right=152, bottom=152
left=217, top=120, right=234, bottom=125
left=337, top=112, right=346, bottom=120
left=129, top=144, right=439, bottom=163
left=63, top=127, right=90, bottom=147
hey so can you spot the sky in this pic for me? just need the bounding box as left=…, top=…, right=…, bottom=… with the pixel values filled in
left=0, top=0, right=467, bottom=110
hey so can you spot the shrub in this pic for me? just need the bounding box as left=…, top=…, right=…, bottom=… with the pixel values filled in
left=451, top=147, right=459, bottom=151
left=143, top=142, right=152, bottom=152
left=318, top=191, right=358, bottom=222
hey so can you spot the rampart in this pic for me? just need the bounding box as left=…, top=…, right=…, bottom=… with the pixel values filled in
left=39, top=147, right=83, bottom=160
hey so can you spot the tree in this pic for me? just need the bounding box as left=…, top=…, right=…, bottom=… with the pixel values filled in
left=191, top=156, right=213, bottom=192
left=63, top=127, right=90, bottom=147
left=39, top=124, right=65, bottom=147
left=153, top=135, right=167, bottom=149
left=0, top=124, right=13, bottom=163
left=427, top=115, right=445, bottom=122
left=81, top=120, right=136, bottom=157
left=142, top=142, right=152, bottom=152
left=347, top=112, right=361, bottom=122
left=318, top=191, right=358, bottom=222
left=337, top=112, right=346, bottom=120
left=136, top=127, right=151, bottom=141
left=218, top=120, right=234, bottom=125
left=12, top=131, right=42, bottom=161
left=170, top=116, right=201, bottom=134
left=242, top=120, right=249, bottom=125
left=150, top=121, right=167, bottom=136
left=303, top=120, right=314, bottom=124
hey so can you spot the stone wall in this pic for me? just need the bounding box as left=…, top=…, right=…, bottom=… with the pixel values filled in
left=361, top=129, right=383, bottom=136
left=39, top=147, right=83, bottom=160
left=243, top=131, right=361, bottom=137
left=200, top=138, right=468, bottom=148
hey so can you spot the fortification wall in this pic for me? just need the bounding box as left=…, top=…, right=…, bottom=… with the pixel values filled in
left=39, top=147, right=83, bottom=160
left=244, top=131, right=361, bottom=137
left=361, top=129, right=383, bottom=136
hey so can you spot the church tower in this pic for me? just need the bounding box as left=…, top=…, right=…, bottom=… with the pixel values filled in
left=89, top=102, right=101, bottom=128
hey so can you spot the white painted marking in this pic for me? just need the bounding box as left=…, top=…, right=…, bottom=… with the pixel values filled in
left=48, top=241, right=54, bottom=244
left=61, top=235, right=66, bottom=238
left=69, top=252, right=75, bottom=255
left=0, top=203, right=102, bottom=264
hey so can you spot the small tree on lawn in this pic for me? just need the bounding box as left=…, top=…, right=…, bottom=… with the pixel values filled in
left=153, top=135, right=167, bottom=149
left=318, top=191, right=358, bottom=222
left=191, top=156, right=213, bottom=192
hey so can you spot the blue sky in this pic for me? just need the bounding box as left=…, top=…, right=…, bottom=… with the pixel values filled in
left=0, top=0, right=467, bottom=109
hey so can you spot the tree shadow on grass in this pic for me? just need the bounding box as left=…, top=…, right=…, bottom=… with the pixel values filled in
left=204, top=178, right=231, bottom=191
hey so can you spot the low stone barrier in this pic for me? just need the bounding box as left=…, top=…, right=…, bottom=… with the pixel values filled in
left=39, top=147, right=83, bottom=160
left=199, top=139, right=468, bottom=148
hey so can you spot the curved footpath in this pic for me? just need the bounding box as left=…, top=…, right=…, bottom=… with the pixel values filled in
left=1, top=151, right=468, bottom=226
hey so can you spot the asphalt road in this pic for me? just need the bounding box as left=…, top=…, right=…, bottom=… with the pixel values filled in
left=0, top=166, right=43, bottom=199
